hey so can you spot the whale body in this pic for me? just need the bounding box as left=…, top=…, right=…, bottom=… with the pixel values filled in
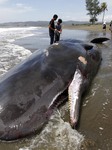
left=0, top=38, right=109, bottom=140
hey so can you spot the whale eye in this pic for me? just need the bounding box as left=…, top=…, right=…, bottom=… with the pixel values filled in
left=88, top=50, right=98, bottom=61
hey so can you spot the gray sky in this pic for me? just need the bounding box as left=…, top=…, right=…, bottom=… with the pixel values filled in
left=0, top=0, right=111, bottom=23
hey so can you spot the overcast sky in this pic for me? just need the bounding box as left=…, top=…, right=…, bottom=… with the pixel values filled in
left=0, top=0, right=111, bottom=23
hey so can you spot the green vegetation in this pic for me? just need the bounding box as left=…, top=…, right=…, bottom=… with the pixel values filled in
left=100, top=2, right=108, bottom=23
left=85, top=0, right=108, bottom=24
left=86, top=0, right=101, bottom=24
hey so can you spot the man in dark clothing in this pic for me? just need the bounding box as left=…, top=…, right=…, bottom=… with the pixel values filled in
left=49, top=14, right=58, bottom=44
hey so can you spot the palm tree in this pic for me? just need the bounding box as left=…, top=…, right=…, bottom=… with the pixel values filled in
left=101, top=2, right=108, bottom=23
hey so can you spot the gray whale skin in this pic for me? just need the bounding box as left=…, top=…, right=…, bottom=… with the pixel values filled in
left=0, top=37, right=109, bottom=141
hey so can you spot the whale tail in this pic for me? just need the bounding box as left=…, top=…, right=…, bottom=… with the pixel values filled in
left=91, top=37, right=110, bottom=44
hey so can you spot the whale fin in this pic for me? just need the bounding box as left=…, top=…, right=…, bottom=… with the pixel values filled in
left=91, top=37, right=110, bottom=44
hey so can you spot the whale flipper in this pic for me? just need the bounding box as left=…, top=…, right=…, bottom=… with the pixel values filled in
left=91, top=37, right=110, bottom=43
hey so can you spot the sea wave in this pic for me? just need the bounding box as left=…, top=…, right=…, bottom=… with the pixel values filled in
left=19, top=110, right=84, bottom=150
left=0, top=27, right=41, bottom=75
left=0, top=27, right=41, bottom=42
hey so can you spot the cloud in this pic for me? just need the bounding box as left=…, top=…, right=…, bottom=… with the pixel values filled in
left=0, top=0, right=9, bottom=4
left=99, top=0, right=112, bottom=7
left=0, top=3, right=34, bottom=22
left=0, top=4, right=33, bottom=15
left=15, top=3, right=33, bottom=12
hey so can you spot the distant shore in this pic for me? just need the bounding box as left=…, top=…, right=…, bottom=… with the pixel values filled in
left=0, top=21, right=111, bottom=33
left=63, top=24, right=111, bottom=33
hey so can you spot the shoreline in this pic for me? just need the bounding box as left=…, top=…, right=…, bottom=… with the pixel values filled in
left=62, top=24, right=111, bottom=33
left=0, top=24, right=111, bottom=33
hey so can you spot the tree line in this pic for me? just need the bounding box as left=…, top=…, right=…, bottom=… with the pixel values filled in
left=86, top=0, right=108, bottom=24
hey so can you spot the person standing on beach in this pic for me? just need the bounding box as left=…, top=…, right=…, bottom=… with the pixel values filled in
left=49, top=14, right=58, bottom=44
left=102, top=22, right=106, bottom=32
left=54, top=19, right=62, bottom=43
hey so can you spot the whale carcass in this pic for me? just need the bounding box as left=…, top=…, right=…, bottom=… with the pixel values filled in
left=0, top=37, right=109, bottom=140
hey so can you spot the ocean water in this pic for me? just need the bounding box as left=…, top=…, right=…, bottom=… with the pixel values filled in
left=0, top=26, right=112, bottom=150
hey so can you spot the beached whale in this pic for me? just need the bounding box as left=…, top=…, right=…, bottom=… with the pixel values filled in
left=0, top=37, right=109, bottom=141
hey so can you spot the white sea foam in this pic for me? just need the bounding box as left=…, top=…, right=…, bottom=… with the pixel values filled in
left=0, top=27, right=41, bottom=33
left=0, top=27, right=40, bottom=76
left=0, top=27, right=41, bottom=42
left=19, top=111, right=84, bottom=150
left=0, top=43, right=31, bottom=76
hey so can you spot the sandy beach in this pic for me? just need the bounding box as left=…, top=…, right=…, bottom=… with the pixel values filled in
left=63, top=24, right=111, bottom=33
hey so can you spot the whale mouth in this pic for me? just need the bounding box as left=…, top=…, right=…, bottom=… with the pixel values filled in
left=47, top=56, right=87, bottom=128
left=47, top=66, right=84, bottom=128
left=68, top=68, right=83, bottom=128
